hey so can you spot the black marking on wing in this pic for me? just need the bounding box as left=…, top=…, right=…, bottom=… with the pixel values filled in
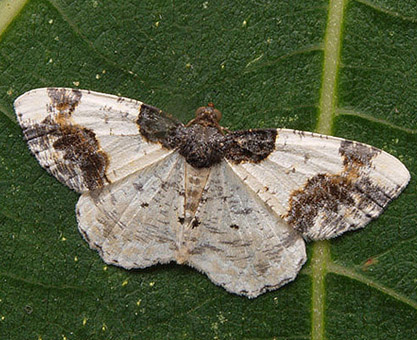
left=284, top=140, right=395, bottom=240
left=222, top=129, right=277, bottom=164
left=137, top=104, right=183, bottom=149
left=23, top=119, right=110, bottom=191
left=47, top=88, right=82, bottom=117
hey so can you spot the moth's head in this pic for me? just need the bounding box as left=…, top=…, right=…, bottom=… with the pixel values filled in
left=195, top=103, right=222, bottom=123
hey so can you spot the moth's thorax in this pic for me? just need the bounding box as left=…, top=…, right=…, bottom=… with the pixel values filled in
left=177, top=124, right=224, bottom=168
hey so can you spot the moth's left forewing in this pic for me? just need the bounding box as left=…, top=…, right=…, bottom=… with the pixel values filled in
left=226, top=129, right=410, bottom=240
left=14, top=88, right=178, bottom=192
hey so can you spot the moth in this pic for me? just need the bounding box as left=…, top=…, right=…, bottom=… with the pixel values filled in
left=14, top=88, right=410, bottom=298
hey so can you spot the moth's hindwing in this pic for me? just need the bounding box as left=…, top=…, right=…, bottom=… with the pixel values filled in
left=185, top=160, right=306, bottom=297
left=77, top=152, right=306, bottom=298
left=77, top=152, right=184, bottom=268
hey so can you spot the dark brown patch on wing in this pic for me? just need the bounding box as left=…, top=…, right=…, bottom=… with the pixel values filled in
left=22, top=117, right=110, bottom=192
left=47, top=88, right=82, bottom=119
left=137, top=103, right=183, bottom=149
left=284, top=174, right=354, bottom=235
left=339, top=140, right=379, bottom=168
left=52, top=124, right=109, bottom=190
left=284, top=140, right=393, bottom=240
left=223, top=129, right=277, bottom=164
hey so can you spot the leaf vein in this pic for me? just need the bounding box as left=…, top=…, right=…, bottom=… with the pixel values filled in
left=328, top=262, right=417, bottom=310
left=354, top=0, right=417, bottom=24
left=337, top=108, right=417, bottom=134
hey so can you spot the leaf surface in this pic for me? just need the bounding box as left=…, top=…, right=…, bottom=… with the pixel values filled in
left=0, top=0, right=416, bottom=339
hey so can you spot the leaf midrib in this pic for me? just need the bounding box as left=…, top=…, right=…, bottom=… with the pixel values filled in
left=313, top=0, right=417, bottom=338
left=312, top=0, right=346, bottom=339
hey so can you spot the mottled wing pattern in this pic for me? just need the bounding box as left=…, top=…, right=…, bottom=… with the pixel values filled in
left=76, top=152, right=185, bottom=268
left=182, top=161, right=306, bottom=298
left=14, top=88, right=180, bottom=192
left=228, top=129, right=410, bottom=240
left=222, top=129, right=278, bottom=163
left=77, top=152, right=306, bottom=298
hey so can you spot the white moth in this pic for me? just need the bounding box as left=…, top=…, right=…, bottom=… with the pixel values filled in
left=14, top=88, right=410, bottom=298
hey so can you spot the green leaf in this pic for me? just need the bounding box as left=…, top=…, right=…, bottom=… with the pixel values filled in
left=0, top=0, right=416, bottom=339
